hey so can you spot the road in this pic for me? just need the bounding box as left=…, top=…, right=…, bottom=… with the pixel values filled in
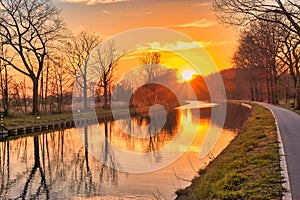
left=258, top=103, right=300, bottom=200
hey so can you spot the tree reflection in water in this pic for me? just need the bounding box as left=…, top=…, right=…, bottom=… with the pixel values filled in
left=99, top=122, right=118, bottom=186
left=109, top=109, right=180, bottom=164
left=0, top=111, right=180, bottom=199
left=0, top=104, right=247, bottom=199
left=19, top=135, right=49, bottom=199
left=0, top=125, right=120, bottom=199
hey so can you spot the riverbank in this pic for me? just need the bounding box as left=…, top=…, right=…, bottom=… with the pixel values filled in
left=0, top=103, right=181, bottom=140
left=0, top=108, right=152, bottom=140
left=3, top=109, right=111, bottom=129
left=2, top=101, right=183, bottom=130
left=176, top=103, right=285, bottom=199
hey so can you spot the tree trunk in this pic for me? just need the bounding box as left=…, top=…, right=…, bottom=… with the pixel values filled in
left=23, top=77, right=27, bottom=115
left=58, top=79, right=63, bottom=113
left=40, top=73, right=44, bottom=113
left=44, top=66, right=49, bottom=112
left=273, top=77, right=279, bottom=104
left=32, top=77, right=39, bottom=116
left=267, top=78, right=271, bottom=103
left=83, top=76, right=88, bottom=111
left=3, top=65, right=9, bottom=116
left=56, top=83, right=59, bottom=112
left=254, top=83, right=259, bottom=101
left=104, top=82, right=108, bottom=109
left=270, top=78, right=274, bottom=104
left=250, top=86, right=254, bottom=101
left=295, top=74, right=300, bottom=110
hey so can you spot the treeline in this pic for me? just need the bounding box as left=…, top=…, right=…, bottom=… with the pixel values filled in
left=0, top=0, right=206, bottom=117
left=210, top=68, right=293, bottom=105
left=213, top=0, right=300, bottom=109
left=0, top=0, right=209, bottom=116
left=0, top=0, right=122, bottom=116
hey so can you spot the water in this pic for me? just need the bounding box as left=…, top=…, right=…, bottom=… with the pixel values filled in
left=0, top=103, right=251, bottom=199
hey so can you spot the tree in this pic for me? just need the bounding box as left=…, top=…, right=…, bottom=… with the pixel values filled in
left=0, top=0, right=65, bottom=115
left=213, top=0, right=300, bottom=36
left=232, top=20, right=287, bottom=103
left=22, top=78, right=29, bottom=113
left=0, top=35, right=9, bottom=115
left=93, top=41, right=119, bottom=109
left=47, top=55, right=73, bottom=113
left=140, top=51, right=164, bottom=83
left=232, top=30, right=265, bottom=101
left=277, top=29, right=300, bottom=108
left=213, top=0, right=300, bottom=108
left=65, top=31, right=100, bottom=110
left=139, top=51, right=169, bottom=104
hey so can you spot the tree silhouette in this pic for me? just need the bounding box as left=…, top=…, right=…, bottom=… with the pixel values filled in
left=0, top=0, right=65, bottom=115
left=66, top=31, right=100, bottom=111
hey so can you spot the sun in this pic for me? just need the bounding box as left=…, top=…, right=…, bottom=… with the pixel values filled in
left=182, top=70, right=196, bottom=81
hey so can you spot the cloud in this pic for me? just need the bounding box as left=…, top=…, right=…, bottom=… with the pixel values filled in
left=147, top=41, right=200, bottom=51
left=56, top=0, right=129, bottom=5
left=199, top=41, right=229, bottom=48
left=145, top=40, right=228, bottom=51
left=194, top=2, right=211, bottom=7
left=146, top=11, right=152, bottom=15
left=175, top=19, right=216, bottom=28
left=102, top=10, right=111, bottom=14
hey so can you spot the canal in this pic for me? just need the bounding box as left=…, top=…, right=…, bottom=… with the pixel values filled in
left=0, top=103, right=251, bottom=199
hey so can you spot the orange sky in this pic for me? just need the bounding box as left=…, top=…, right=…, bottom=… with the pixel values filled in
left=54, top=0, right=239, bottom=75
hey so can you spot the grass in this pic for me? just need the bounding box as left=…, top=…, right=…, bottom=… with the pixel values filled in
left=2, top=104, right=176, bottom=129
left=3, top=112, right=73, bottom=129
left=176, top=103, right=285, bottom=199
left=2, top=101, right=182, bottom=130
left=279, top=103, right=300, bottom=115
left=2, top=109, right=114, bottom=129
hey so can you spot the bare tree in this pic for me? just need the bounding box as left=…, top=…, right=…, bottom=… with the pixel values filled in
left=213, top=0, right=300, bottom=107
left=232, top=20, right=287, bottom=103
left=277, top=28, right=300, bottom=108
left=0, top=35, right=9, bottom=115
left=19, top=77, right=28, bottom=114
left=48, top=55, right=73, bottom=113
left=213, top=0, right=300, bottom=36
left=93, top=41, right=120, bottom=109
left=233, top=28, right=265, bottom=101
left=140, top=51, right=164, bottom=83
left=139, top=51, right=169, bottom=104
left=257, top=20, right=288, bottom=104
left=0, top=0, right=65, bottom=115
left=65, top=31, right=100, bottom=110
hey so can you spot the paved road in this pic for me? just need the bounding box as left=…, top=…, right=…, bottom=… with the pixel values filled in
left=258, top=103, right=300, bottom=200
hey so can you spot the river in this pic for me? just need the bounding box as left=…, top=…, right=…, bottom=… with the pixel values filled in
left=0, top=103, right=251, bottom=199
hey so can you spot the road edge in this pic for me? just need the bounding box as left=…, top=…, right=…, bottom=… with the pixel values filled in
left=267, top=108, right=292, bottom=200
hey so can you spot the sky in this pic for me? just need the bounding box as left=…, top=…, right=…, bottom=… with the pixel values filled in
left=54, top=0, right=239, bottom=75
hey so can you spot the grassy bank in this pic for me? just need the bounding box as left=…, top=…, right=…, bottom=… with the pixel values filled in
left=279, top=104, right=300, bottom=115
left=176, top=104, right=285, bottom=199
left=3, top=109, right=113, bottom=129
left=2, top=102, right=181, bottom=130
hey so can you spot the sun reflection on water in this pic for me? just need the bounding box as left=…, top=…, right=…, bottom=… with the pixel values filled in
left=0, top=103, right=250, bottom=200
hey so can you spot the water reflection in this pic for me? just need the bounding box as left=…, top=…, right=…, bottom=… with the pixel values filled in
left=0, top=103, right=251, bottom=199
left=108, top=110, right=180, bottom=153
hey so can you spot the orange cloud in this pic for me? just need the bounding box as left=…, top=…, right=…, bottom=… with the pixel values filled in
left=102, top=10, right=111, bottom=14
left=56, top=0, right=129, bottom=5
left=175, top=19, right=216, bottom=28
left=145, top=40, right=228, bottom=51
